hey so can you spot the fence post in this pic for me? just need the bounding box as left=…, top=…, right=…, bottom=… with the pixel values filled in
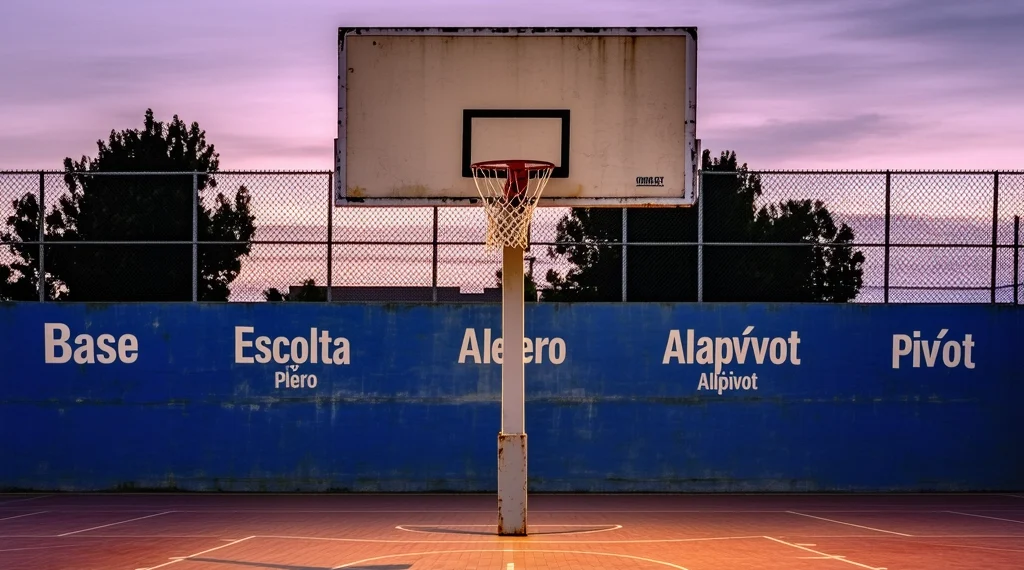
left=38, top=171, right=45, bottom=302
left=884, top=170, right=891, bottom=304
left=1014, top=215, right=1019, bottom=306
left=192, top=172, right=198, bottom=302
left=432, top=206, right=439, bottom=302
left=991, top=172, right=999, bottom=304
left=697, top=171, right=704, bottom=303
left=326, top=172, right=334, bottom=302
left=621, top=208, right=628, bottom=302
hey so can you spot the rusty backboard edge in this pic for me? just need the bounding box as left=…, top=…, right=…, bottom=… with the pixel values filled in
left=338, top=27, right=698, bottom=47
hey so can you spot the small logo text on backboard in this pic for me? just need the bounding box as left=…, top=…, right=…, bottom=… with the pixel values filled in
left=636, top=176, right=665, bottom=187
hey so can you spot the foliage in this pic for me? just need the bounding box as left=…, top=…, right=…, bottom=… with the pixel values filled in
left=0, top=109, right=256, bottom=301
left=495, top=262, right=541, bottom=302
left=263, top=278, right=327, bottom=302
left=542, top=149, right=865, bottom=302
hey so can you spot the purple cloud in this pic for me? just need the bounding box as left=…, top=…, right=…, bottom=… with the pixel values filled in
left=0, top=0, right=1021, bottom=171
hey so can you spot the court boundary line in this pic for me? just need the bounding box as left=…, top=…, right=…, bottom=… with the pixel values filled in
left=57, top=511, right=175, bottom=537
left=765, top=536, right=885, bottom=570
left=945, top=511, right=1024, bottom=525
left=787, top=511, right=912, bottom=536
left=0, top=511, right=48, bottom=522
left=253, top=533, right=765, bottom=544
left=910, top=541, right=1024, bottom=554
left=138, top=535, right=255, bottom=570
left=327, top=548, right=692, bottom=570
left=0, top=544, right=81, bottom=553
left=0, top=534, right=232, bottom=539
left=395, top=523, right=622, bottom=536
left=0, top=495, right=51, bottom=506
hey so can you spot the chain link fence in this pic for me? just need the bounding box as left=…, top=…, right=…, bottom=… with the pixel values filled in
left=1, top=170, right=1021, bottom=304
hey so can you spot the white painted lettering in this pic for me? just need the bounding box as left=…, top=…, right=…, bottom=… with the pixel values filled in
left=272, top=337, right=288, bottom=364
left=44, top=323, right=139, bottom=365
left=319, top=329, right=333, bottom=364
left=73, top=334, right=94, bottom=363
left=235, top=326, right=254, bottom=364
left=892, top=329, right=976, bottom=369
left=235, top=326, right=350, bottom=366
left=95, top=333, right=117, bottom=364
left=44, top=323, right=72, bottom=363
left=715, top=337, right=733, bottom=371
left=492, top=337, right=504, bottom=365
left=291, top=337, right=309, bottom=364
left=697, top=371, right=761, bottom=395
left=893, top=334, right=911, bottom=368
left=456, top=328, right=568, bottom=365
left=118, top=334, right=138, bottom=363
left=535, top=337, right=550, bottom=364
left=769, top=338, right=786, bottom=364
left=459, top=328, right=481, bottom=363
left=255, top=336, right=272, bottom=364
left=332, top=337, right=350, bottom=364
left=663, top=329, right=685, bottom=364
left=963, top=334, right=975, bottom=368
left=274, top=369, right=320, bottom=389
left=549, top=338, right=566, bottom=365
left=663, top=326, right=802, bottom=373
left=787, top=331, right=802, bottom=364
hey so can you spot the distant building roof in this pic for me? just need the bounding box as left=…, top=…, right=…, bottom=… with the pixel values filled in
left=288, top=285, right=503, bottom=303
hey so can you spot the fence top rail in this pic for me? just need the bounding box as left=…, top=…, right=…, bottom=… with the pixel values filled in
left=701, top=169, right=1024, bottom=175
left=0, top=170, right=334, bottom=175
left=2, top=169, right=1024, bottom=176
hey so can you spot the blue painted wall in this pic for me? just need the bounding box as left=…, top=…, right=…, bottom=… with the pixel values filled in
left=1, top=302, right=1020, bottom=492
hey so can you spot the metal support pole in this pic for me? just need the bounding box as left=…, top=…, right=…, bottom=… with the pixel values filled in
left=38, top=172, right=45, bottom=302
left=621, top=208, right=628, bottom=302
left=1014, top=215, right=1019, bottom=306
left=326, top=172, right=334, bottom=302
left=432, top=207, right=439, bottom=303
left=884, top=171, right=891, bottom=304
left=498, top=244, right=527, bottom=536
left=991, top=172, right=999, bottom=304
left=192, top=173, right=199, bottom=302
left=697, top=173, right=704, bottom=302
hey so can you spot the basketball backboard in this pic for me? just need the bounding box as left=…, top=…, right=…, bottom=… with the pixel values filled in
left=335, top=27, right=698, bottom=208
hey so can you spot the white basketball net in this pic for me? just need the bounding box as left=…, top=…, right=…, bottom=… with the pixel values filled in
left=470, top=160, right=554, bottom=251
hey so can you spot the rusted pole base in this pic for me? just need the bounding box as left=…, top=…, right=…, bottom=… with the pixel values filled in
left=497, top=432, right=527, bottom=536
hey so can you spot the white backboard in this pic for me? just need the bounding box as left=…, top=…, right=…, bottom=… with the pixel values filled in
left=336, top=27, right=698, bottom=208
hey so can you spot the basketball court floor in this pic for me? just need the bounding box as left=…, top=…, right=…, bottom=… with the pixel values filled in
left=2, top=492, right=1023, bottom=569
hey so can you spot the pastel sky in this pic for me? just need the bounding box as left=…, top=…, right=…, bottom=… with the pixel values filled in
left=1, top=0, right=1022, bottom=171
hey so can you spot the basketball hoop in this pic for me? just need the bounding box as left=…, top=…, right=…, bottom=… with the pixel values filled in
left=470, top=160, right=555, bottom=251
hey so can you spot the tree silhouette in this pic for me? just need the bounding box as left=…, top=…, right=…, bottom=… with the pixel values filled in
left=541, top=149, right=865, bottom=302
left=541, top=208, right=624, bottom=302
left=494, top=266, right=540, bottom=302
left=263, top=278, right=327, bottom=302
left=0, top=109, right=256, bottom=301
